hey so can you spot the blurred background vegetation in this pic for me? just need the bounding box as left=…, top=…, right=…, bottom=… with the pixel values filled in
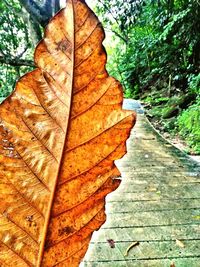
left=0, top=0, right=199, bottom=154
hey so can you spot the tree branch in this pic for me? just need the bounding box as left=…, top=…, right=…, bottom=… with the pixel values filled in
left=0, top=55, right=34, bottom=67
left=111, top=29, right=128, bottom=43
left=98, top=0, right=129, bottom=43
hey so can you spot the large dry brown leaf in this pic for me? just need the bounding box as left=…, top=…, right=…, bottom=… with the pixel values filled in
left=0, top=0, right=136, bottom=266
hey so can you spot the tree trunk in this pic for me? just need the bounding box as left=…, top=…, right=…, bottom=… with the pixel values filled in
left=19, top=0, right=61, bottom=27
left=0, top=55, right=34, bottom=67
left=0, top=0, right=61, bottom=68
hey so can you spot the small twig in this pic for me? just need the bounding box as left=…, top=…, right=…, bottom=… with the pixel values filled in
left=112, top=29, right=128, bottom=44
left=124, top=241, right=139, bottom=257
left=98, top=0, right=128, bottom=43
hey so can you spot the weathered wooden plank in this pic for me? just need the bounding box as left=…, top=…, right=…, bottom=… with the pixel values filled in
left=82, top=257, right=200, bottom=267
left=117, top=164, right=200, bottom=172
left=121, top=172, right=200, bottom=180
left=114, top=182, right=200, bottom=194
left=121, top=167, right=200, bottom=174
left=119, top=160, right=197, bottom=170
left=119, top=178, right=199, bottom=188
left=106, top=198, right=200, bottom=213
left=107, top=189, right=200, bottom=202
left=107, top=191, right=161, bottom=202
left=83, top=240, right=200, bottom=261
left=124, top=157, right=196, bottom=167
left=90, top=224, right=200, bottom=243
left=118, top=168, right=200, bottom=178
left=103, top=209, right=200, bottom=228
left=83, top=112, right=200, bottom=266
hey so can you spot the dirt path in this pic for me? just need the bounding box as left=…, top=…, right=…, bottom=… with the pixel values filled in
left=81, top=105, right=200, bottom=267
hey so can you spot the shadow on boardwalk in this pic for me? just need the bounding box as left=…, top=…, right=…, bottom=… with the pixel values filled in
left=82, top=101, right=200, bottom=267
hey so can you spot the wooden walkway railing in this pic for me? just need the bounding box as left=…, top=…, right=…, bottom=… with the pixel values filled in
left=81, top=107, right=200, bottom=267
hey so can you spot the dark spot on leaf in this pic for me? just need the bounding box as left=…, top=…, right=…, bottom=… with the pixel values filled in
left=26, top=215, right=33, bottom=222
left=56, top=39, right=72, bottom=54
left=58, top=226, right=75, bottom=236
left=26, top=215, right=34, bottom=227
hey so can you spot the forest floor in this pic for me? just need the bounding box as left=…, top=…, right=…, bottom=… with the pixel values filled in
left=147, top=115, right=200, bottom=165
left=133, top=99, right=200, bottom=164
left=82, top=99, right=200, bottom=266
left=122, top=99, right=200, bottom=164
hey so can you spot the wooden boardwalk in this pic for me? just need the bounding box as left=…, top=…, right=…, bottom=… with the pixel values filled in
left=81, top=111, right=200, bottom=267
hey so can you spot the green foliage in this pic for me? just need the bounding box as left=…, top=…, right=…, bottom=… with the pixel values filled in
left=163, top=118, right=177, bottom=133
left=145, top=96, right=169, bottom=106
left=0, top=0, right=29, bottom=58
left=177, top=100, right=200, bottom=154
left=0, top=0, right=38, bottom=99
left=95, top=0, right=144, bottom=42
left=0, top=65, right=33, bottom=100
left=0, top=66, right=17, bottom=99
left=188, top=73, right=200, bottom=95
left=96, top=0, right=200, bottom=153
left=96, top=0, right=200, bottom=96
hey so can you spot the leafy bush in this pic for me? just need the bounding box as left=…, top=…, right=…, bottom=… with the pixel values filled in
left=188, top=73, right=200, bottom=95
left=0, top=65, right=33, bottom=100
left=177, top=100, right=200, bottom=154
left=96, top=0, right=200, bottom=98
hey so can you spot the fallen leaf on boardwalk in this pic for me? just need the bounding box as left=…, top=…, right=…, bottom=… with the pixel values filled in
left=193, top=215, right=200, bottom=220
left=156, top=191, right=161, bottom=195
left=107, top=239, right=115, bottom=248
left=124, top=241, right=140, bottom=257
left=148, top=186, right=158, bottom=192
left=176, top=239, right=185, bottom=248
left=0, top=0, right=136, bottom=266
